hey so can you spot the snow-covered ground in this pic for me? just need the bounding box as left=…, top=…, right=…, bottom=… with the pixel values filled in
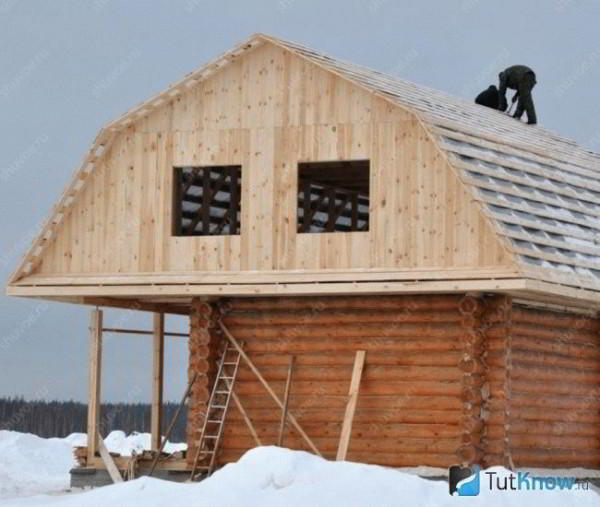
left=0, top=430, right=184, bottom=501
left=0, top=430, right=598, bottom=506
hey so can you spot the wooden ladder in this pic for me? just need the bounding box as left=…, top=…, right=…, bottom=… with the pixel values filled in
left=190, top=340, right=242, bottom=480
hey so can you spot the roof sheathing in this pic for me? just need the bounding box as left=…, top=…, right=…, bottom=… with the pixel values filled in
left=9, top=33, right=600, bottom=299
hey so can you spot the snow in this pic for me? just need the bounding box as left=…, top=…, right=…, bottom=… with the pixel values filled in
left=1, top=432, right=598, bottom=506
left=0, top=430, right=75, bottom=500
left=0, top=430, right=185, bottom=501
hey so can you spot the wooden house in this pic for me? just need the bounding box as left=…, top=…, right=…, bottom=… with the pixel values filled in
left=6, top=34, right=600, bottom=481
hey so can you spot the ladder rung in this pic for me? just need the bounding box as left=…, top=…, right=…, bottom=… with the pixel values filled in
left=203, top=436, right=218, bottom=439
left=219, top=376, right=235, bottom=380
left=214, top=390, right=230, bottom=394
left=222, top=361, right=238, bottom=365
left=211, top=405, right=227, bottom=409
left=206, top=420, right=223, bottom=424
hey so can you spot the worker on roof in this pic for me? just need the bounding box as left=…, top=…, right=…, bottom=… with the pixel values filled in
left=475, top=85, right=500, bottom=109
left=497, top=65, right=537, bottom=125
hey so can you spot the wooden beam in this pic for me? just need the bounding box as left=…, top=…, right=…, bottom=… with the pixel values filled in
left=89, top=456, right=190, bottom=472
left=103, top=327, right=188, bottom=338
left=82, top=297, right=190, bottom=315
left=219, top=322, right=322, bottom=457
left=87, top=309, right=102, bottom=459
left=151, top=313, right=165, bottom=452
left=229, top=165, right=238, bottom=235
left=231, top=391, right=262, bottom=447
left=336, top=350, right=366, bottom=461
left=6, top=278, right=531, bottom=299
left=97, top=434, right=123, bottom=483
left=149, top=373, right=198, bottom=476
left=13, top=267, right=522, bottom=286
left=277, top=356, right=294, bottom=447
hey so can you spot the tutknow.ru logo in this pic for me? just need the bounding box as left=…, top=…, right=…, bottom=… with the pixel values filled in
left=449, top=465, right=480, bottom=496
left=449, top=466, right=590, bottom=496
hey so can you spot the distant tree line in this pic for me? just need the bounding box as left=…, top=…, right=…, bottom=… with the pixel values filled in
left=0, top=397, right=187, bottom=442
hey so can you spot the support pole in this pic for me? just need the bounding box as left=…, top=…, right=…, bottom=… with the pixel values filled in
left=219, top=321, right=322, bottom=457
left=97, top=433, right=123, bottom=483
left=149, top=373, right=198, bottom=476
left=336, top=350, right=366, bottom=461
left=151, top=313, right=165, bottom=452
left=87, top=308, right=103, bottom=459
left=231, top=391, right=262, bottom=447
left=277, top=356, right=294, bottom=447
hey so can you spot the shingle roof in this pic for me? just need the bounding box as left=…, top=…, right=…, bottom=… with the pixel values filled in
left=10, top=33, right=600, bottom=296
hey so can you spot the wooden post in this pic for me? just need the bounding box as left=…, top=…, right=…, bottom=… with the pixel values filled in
left=302, top=179, right=311, bottom=232
left=336, top=350, right=366, bottom=461
left=277, top=356, right=294, bottom=447
left=219, top=321, right=322, bottom=457
left=149, top=373, right=198, bottom=476
left=87, top=309, right=103, bottom=459
left=151, top=312, right=165, bottom=452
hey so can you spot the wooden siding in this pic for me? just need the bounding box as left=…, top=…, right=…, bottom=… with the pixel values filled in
left=37, top=43, right=512, bottom=277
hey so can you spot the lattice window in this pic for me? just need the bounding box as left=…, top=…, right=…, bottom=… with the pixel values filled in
left=173, top=165, right=241, bottom=236
left=297, top=160, right=370, bottom=233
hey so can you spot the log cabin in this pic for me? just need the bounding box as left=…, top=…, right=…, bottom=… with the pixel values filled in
left=5, top=33, right=600, bottom=484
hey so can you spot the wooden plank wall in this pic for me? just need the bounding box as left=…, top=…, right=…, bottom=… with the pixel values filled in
left=216, top=295, right=469, bottom=468
left=37, top=42, right=511, bottom=277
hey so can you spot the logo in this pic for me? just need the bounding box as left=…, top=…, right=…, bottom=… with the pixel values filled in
left=449, top=465, right=480, bottom=496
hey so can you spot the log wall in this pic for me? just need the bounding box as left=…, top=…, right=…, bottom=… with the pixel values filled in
left=185, top=294, right=600, bottom=470
left=187, top=298, right=222, bottom=465
left=216, top=294, right=470, bottom=468
left=503, top=304, right=600, bottom=469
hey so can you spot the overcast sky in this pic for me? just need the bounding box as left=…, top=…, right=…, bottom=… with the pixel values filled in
left=1, top=0, right=600, bottom=403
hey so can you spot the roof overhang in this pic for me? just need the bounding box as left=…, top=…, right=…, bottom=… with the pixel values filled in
left=7, top=268, right=600, bottom=313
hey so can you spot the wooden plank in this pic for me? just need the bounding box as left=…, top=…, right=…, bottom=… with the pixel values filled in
left=151, top=313, right=165, bottom=451
left=219, top=321, right=322, bottom=457
left=89, top=456, right=190, bottom=472
left=336, top=350, right=366, bottom=461
left=6, top=278, right=532, bottom=299
left=97, top=433, right=123, bottom=483
left=14, top=267, right=522, bottom=286
left=149, top=373, right=198, bottom=476
left=231, top=391, right=262, bottom=447
left=103, top=327, right=188, bottom=337
left=277, top=356, right=294, bottom=447
left=87, top=309, right=102, bottom=459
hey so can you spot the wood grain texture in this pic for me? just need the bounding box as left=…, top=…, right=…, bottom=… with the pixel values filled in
left=34, top=43, right=513, bottom=280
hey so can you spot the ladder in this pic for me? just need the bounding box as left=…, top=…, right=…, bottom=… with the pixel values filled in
left=190, top=340, right=242, bottom=480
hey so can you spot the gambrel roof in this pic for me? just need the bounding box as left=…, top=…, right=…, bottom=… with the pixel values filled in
left=8, top=33, right=600, bottom=303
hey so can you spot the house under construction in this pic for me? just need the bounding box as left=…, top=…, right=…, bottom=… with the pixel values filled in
left=6, top=34, right=600, bottom=483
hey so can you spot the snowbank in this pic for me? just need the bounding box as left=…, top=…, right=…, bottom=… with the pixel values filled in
left=0, top=430, right=74, bottom=500
left=2, top=442, right=598, bottom=507
left=0, top=430, right=185, bottom=500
